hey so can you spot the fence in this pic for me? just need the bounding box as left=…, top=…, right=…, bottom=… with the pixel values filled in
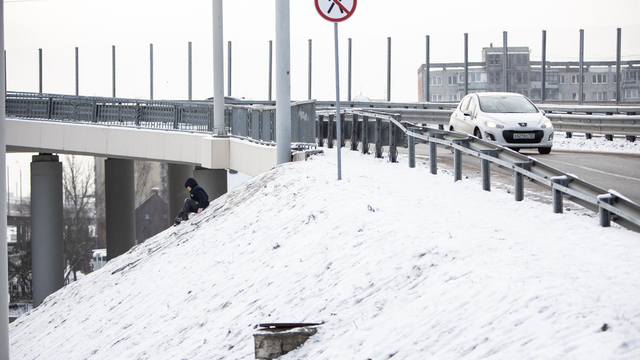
left=318, top=108, right=640, bottom=233
left=5, top=92, right=317, bottom=145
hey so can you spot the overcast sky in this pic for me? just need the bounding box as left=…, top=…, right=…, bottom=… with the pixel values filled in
left=5, top=0, right=640, bottom=103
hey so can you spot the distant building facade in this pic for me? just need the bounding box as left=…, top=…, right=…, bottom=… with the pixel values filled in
left=135, top=189, right=169, bottom=244
left=418, top=45, right=640, bottom=103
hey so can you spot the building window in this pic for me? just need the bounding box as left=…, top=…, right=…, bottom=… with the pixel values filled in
left=546, top=73, right=559, bottom=83
left=571, top=75, right=586, bottom=84
left=448, top=76, right=457, bottom=85
left=448, top=93, right=459, bottom=102
left=594, top=92, right=608, bottom=101
left=613, top=74, right=617, bottom=84
left=489, top=72, right=500, bottom=83
left=592, top=74, right=607, bottom=84
left=430, top=94, right=443, bottom=102
left=429, top=76, right=442, bottom=86
left=559, top=75, right=565, bottom=84
left=488, top=54, right=501, bottom=66
left=625, top=89, right=639, bottom=99
left=144, top=214, right=150, bottom=220
left=626, top=71, right=638, bottom=81
left=531, top=72, right=542, bottom=82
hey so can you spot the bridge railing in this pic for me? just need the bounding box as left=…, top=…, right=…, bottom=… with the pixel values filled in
left=316, top=108, right=640, bottom=233
left=5, top=92, right=317, bottom=145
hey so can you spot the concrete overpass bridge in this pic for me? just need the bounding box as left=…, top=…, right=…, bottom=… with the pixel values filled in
left=5, top=92, right=316, bottom=307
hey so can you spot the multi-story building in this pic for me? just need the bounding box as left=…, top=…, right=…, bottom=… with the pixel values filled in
left=418, top=45, right=640, bottom=103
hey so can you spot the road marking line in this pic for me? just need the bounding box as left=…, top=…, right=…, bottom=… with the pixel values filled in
left=544, top=159, right=640, bottom=182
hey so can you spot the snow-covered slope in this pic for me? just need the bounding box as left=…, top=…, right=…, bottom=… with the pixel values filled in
left=9, top=148, right=640, bottom=359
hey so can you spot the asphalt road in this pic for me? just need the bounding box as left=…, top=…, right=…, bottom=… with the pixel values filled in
left=400, top=144, right=640, bottom=207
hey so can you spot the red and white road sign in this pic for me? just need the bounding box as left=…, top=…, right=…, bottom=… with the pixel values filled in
left=315, top=0, right=357, bottom=22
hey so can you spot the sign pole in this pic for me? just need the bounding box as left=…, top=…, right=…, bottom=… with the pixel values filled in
left=334, top=22, right=342, bottom=180
left=315, top=0, right=356, bottom=181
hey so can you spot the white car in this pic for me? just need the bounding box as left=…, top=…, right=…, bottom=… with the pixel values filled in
left=448, top=92, right=554, bottom=154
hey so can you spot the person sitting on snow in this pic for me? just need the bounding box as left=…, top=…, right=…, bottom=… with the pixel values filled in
left=174, top=177, right=209, bottom=225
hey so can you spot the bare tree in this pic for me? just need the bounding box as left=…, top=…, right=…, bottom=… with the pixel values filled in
left=62, top=155, right=96, bottom=281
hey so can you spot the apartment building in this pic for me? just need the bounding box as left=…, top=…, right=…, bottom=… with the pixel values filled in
left=418, top=45, right=640, bottom=103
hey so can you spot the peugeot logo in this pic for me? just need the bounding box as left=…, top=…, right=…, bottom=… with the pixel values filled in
left=518, top=122, right=527, bottom=127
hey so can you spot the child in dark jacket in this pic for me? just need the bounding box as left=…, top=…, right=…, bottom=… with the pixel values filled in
left=174, top=177, right=210, bottom=225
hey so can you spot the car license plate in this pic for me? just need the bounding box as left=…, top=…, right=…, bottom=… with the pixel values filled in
left=513, top=133, right=535, bottom=140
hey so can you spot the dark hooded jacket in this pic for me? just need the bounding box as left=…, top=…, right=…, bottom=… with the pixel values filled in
left=185, top=178, right=210, bottom=209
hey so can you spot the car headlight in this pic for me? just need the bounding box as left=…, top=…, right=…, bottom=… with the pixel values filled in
left=484, top=120, right=504, bottom=129
left=541, top=120, right=553, bottom=129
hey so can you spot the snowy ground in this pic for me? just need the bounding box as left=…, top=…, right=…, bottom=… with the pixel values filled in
left=8, top=136, right=640, bottom=359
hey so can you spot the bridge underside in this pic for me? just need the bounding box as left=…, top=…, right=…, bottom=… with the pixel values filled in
left=6, top=118, right=277, bottom=306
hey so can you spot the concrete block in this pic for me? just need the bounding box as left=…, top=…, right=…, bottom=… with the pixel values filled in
left=254, top=326, right=318, bottom=360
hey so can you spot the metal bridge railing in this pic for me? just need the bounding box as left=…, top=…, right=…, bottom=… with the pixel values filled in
left=5, top=92, right=317, bottom=145
left=316, top=108, right=640, bottom=233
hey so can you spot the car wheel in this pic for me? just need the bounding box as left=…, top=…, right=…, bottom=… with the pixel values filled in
left=474, top=128, right=482, bottom=139
left=538, top=147, right=552, bottom=155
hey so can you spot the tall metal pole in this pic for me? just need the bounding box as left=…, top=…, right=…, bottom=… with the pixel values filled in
left=212, top=0, right=225, bottom=134
left=425, top=35, right=430, bottom=102
left=268, top=40, right=273, bottom=101
left=275, top=0, right=291, bottom=165
left=579, top=29, right=584, bottom=104
left=39, top=48, right=42, bottom=93
left=0, top=1, right=11, bottom=357
left=112, top=45, right=116, bottom=98
left=334, top=22, right=342, bottom=180
left=503, top=31, right=508, bottom=92
left=150, top=43, right=154, bottom=100
left=227, top=40, right=232, bottom=97
left=616, top=28, right=622, bottom=104
left=541, top=30, right=546, bottom=103
left=308, top=39, right=312, bottom=100
left=464, top=33, right=468, bottom=96
left=75, top=47, right=79, bottom=96
left=386, top=37, right=391, bottom=101
left=188, top=42, right=193, bottom=100
left=347, top=38, right=352, bottom=101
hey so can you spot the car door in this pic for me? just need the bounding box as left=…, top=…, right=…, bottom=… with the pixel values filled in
left=450, top=95, right=471, bottom=132
left=462, top=96, right=479, bottom=134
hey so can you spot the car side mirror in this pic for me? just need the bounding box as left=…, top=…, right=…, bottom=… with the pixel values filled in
left=463, top=110, right=473, bottom=118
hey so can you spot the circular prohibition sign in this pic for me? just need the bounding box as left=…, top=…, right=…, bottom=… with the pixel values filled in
left=315, top=0, right=357, bottom=22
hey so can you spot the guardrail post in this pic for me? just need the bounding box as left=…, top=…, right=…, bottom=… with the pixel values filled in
left=480, top=150, right=500, bottom=191
left=627, top=135, right=637, bottom=142
left=317, top=115, right=324, bottom=147
left=408, top=128, right=416, bottom=168
left=389, top=118, right=397, bottom=163
left=375, top=118, right=382, bottom=159
left=47, top=97, right=53, bottom=119
left=362, top=115, right=369, bottom=154
left=566, top=132, right=572, bottom=138
left=429, top=132, right=444, bottom=175
left=514, top=162, right=532, bottom=202
left=340, top=113, right=346, bottom=148
left=452, top=139, right=469, bottom=182
left=597, top=193, right=615, bottom=227
left=350, top=113, right=358, bottom=151
left=551, top=175, right=571, bottom=213
left=327, top=114, right=334, bottom=149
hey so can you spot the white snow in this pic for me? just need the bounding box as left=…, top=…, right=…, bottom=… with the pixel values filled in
left=8, top=144, right=640, bottom=359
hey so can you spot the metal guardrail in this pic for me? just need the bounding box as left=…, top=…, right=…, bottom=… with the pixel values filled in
left=5, top=91, right=317, bottom=145
left=318, top=108, right=640, bottom=233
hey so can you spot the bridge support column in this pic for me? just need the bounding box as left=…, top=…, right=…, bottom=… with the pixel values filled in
left=193, top=167, right=228, bottom=203
left=105, top=159, right=136, bottom=261
left=30, top=154, right=64, bottom=307
left=168, top=164, right=194, bottom=224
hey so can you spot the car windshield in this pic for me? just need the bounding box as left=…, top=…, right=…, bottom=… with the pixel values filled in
left=478, top=95, right=538, bottom=113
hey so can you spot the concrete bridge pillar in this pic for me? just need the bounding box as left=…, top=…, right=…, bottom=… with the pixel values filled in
left=105, top=158, right=136, bottom=261
left=193, top=167, right=228, bottom=203
left=30, top=154, right=64, bottom=307
left=168, top=164, right=195, bottom=224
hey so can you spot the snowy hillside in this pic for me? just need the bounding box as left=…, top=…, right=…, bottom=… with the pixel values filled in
left=9, top=147, right=640, bottom=359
